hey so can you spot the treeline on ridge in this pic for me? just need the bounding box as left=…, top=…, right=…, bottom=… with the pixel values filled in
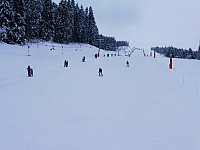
left=151, top=46, right=200, bottom=60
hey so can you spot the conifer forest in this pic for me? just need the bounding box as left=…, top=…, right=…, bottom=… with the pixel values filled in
left=0, top=0, right=129, bottom=50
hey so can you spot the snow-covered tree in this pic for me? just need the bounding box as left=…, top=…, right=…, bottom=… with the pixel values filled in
left=39, top=0, right=54, bottom=41
left=0, top=0, right=25, bottom=44
left=78, top=5, right=86, bottom=43
left=12, top=0, right=26, bottom=44
left=88, top=6, right=99, bottom=46
left=83, top=7, right=89, bottom=44
left=0, top=0, right=15, bottom=43
left=66, top=0, right=73, bottom=42
left=24, top=0, right=41, bottom=41
left=197, top=44, right=200, bottom=60
left=1, top=0, right=126, bottom=48
left=55, top=0, right=69, bottom=43
left=73, top=3, right=80, bottom=42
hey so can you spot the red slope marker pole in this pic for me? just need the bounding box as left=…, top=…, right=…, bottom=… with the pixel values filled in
left=169, top=54, right=172, bottom=69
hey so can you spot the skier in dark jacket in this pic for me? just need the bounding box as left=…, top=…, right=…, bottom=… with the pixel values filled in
left=66, top=61, right=68, bottom=67
left=27, top=65, right=31, bottom=77
left=64, top=60, right=67, bottom=67
left=126, top=61, right=129, bottom=67
left=64, top=60, right=69, bottom=67
left=82, top=56, right=85, bottom=62
left=30, top=68, right=33, bottom=76
left=98, top=68, right=103, bottom=77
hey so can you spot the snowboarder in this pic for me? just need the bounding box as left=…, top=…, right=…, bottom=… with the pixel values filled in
left=126, top=61, right=129, bottom=67
left=98, top=68, right=103, bottom=77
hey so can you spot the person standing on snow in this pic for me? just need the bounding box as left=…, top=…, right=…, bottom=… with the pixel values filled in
left=126, top=61, right=129, bottom=67
left=64, top=60, right=67, bottom=67
left=98, top=68, right=103, bottom=77
left=27, top=65, right=33, bottom=77
left=30, top=68, right=33, bottom=76
left=66, top=61, right=68, bottom=67
left=82, top=56, right=85, bottom=62
left=64, top=60, right=69, bottom=67
left=27, top=65, right=31, bottom=77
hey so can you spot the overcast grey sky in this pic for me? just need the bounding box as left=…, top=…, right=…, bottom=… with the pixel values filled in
left=53, top=0, right=200, bottom=50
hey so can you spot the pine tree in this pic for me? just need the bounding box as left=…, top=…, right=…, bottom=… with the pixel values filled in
left=88, top=6, right=98, bottom=46
left=73, top=3, right=80, bottom=42
left=55, top=0, right=69, bottom=43
left=52, top=2, right=58, bottom=37
left=24, top=0, right=41, bottom=41
left=70, top=0, right=77, bottom=42
left=0, top=0, right=15, bottom=43
left=79, top=5, right=86, bottom=43
left=197, top=43, right=200, bottom=60
left=12, top=0, right=26, bottom=44
left=66, top=0, right=73, bottom=42
left=83, top=7, right=89, bottom=43
left=0, top=0, right=25, bottom=44
left=188, top=48, right=193, bottom=59
left=40, top=0, right=54, bottom=41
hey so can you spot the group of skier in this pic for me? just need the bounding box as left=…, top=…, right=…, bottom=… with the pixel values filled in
left=27, top=55, right=130, bottom=77
left=64, top=60, right=69, bottom=67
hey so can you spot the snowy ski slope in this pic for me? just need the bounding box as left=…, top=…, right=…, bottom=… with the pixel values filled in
left=0, top=42, right=200, bottom=150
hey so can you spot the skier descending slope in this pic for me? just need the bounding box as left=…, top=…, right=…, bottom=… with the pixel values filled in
left=126, top=61, right=130, bottom=67
left=82, top=56, right=86, bottom=62
left=98, top=68, right=103, bottom=77
left=27, top=65, right=33, bottom=77
left=64, top=60, right=67, bottom=67
left=64, top=60, right=68, bottom=67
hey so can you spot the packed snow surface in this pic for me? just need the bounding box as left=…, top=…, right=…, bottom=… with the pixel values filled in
left=0, top=42, right=200, bottom=150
